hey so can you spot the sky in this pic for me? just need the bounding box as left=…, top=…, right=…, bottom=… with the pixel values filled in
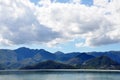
left=0, top=0, right=120, bottom=53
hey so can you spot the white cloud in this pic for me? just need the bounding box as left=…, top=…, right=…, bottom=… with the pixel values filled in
left=38, top=0, right=51, bottom=6
left=75, top=42, right=85, bottom=47
left=94, top=0, right=110, bottom=7
left=0, top=0, right=61, bottom=46
left=0, top=0, right=120, bottom=47
left=70, top=0, right=81, bottom=4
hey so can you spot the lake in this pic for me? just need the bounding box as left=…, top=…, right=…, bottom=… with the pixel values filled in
left=0, top=70, right=120, bottom=80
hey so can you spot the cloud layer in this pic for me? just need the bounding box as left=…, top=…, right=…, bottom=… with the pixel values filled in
left=0, top=0, right=120, bottom=47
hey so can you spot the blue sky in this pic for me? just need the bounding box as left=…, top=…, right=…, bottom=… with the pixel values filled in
left=30, top=0, right=93, bottom=6
left=0, top=0, right=120, bottom=53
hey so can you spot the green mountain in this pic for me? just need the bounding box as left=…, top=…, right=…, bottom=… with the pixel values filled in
left=0, top=47, right=120, bottom=70
left=79, top=56, right=120, bottom=69
left=22, top=60, right=76, bottom=69
left=66, top=53, right=95, bottom=65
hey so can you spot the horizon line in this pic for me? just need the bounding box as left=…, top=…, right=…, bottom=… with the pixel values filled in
left=0, top=46, right=120, bottom=54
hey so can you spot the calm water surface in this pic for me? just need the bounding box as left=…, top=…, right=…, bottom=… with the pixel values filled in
left=0, top=70, right=120, bottom=80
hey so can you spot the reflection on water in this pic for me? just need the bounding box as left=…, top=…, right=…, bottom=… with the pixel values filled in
left=0, top=71, right=120, bottom=80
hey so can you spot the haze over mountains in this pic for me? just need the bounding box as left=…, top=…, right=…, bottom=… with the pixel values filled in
left=0, top=47, right=120, bottom=70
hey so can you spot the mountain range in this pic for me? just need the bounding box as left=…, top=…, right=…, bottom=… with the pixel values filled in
left=0, top=47, right=120, bottom=70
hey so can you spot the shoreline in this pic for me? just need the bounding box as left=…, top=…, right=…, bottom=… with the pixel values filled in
left=0, top=69, right=120, bottom=72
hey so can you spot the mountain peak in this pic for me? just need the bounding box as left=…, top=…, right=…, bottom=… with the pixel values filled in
left=15, top=47, right=30, bottom=50
left=39, top=49, right=50, bottom=53
left=76, top=53, right=94, bottom=58
left=54, top=51, right=64, bottom=55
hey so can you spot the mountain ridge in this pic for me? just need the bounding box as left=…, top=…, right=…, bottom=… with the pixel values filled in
left=0, top=47, right=120, bottom=70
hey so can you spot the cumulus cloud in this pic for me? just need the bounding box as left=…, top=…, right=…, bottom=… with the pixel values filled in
left=0, top=0, right=120, bottom=47
left=0, top=0, right=61, bottom=46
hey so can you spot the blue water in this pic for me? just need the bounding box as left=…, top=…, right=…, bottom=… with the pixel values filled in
left=0, top=71, right=120, bottom=80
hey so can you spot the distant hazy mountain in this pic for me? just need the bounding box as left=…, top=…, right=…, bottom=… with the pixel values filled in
left=0, top=47, right=120, bottom=70
left=0, top=47, right=57, bottom=69
left=15, top=47, right=56, bottom=61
